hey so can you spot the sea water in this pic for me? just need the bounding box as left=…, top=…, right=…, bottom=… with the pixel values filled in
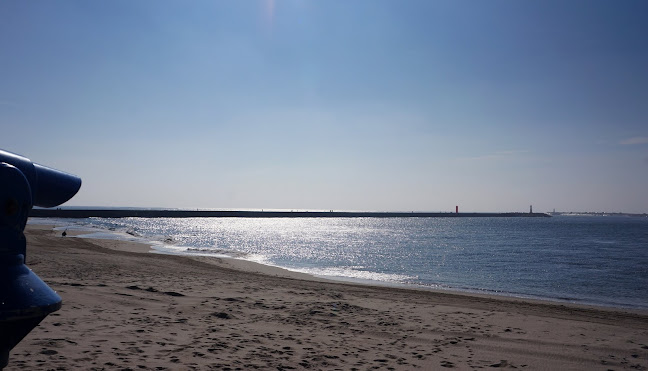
left=31, top=215, right=648, bottom=309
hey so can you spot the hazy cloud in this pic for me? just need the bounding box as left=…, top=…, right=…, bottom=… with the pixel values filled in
left=620, top=137, right=648, bottom=145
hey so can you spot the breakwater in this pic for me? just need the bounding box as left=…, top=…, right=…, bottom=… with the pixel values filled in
left=30, top=209, right=551, bottom=218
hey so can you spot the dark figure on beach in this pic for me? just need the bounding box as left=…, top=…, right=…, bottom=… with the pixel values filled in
left=62, top=230, right=67, bottom=237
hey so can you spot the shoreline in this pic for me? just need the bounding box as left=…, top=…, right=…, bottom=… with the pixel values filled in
left=7, top=225, right=648, bottom=370
left=32, top=220, right=648, bottom=312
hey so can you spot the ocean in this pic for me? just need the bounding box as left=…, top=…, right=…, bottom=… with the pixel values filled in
left=30, top=215, right=648, bottom=310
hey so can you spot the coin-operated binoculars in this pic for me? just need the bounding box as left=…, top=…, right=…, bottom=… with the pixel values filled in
left=0, top=149, right=81, bottom=369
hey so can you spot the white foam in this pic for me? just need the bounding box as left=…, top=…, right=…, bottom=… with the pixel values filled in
left=289, top=265, right=416, bottom=284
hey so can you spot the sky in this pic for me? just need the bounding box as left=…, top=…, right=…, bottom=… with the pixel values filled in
left=1, top=0, right=647, bottom=213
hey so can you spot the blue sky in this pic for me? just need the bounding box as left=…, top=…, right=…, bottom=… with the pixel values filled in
left=1, top=0, right=647, bottom=212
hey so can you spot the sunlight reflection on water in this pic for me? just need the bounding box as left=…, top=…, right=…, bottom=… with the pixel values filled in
left=32, top=216, right=648, bottom=309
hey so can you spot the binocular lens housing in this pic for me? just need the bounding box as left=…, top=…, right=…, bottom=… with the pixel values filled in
left=0, top=150, right=81, bottom=208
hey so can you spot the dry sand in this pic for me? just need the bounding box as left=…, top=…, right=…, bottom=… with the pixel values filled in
left=6, top=225, right=648, bottom=370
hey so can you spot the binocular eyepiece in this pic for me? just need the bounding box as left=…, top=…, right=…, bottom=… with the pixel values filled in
left=0, top=149, right=82, bottom=369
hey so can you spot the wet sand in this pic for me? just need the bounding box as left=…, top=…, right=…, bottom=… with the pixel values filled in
left=6, top=225, right=648, bottom=370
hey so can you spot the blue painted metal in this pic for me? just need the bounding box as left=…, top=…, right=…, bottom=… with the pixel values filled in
left=0, top=150, right=82, bottom=208
left=0, top=149, right=81, bottom=369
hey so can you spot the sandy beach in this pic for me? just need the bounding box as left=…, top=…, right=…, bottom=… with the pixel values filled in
left=6, top=225, right=648, bottom=370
